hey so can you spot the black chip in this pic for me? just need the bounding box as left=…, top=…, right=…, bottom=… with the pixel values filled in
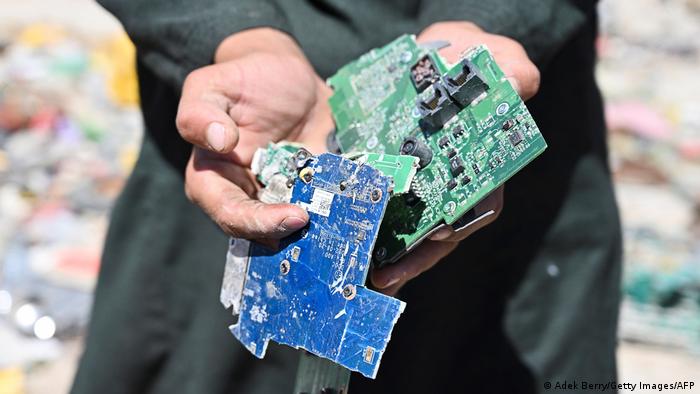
left=449, top=157, right=464, bottom=176
left=452, top=125, right=465, bottom=138
left=502, top=119, right=515, bottom=131
left=508, top=131, right=524, bottom=146
left=447, top=179, right=457, bottom=190
left=461, top=176, right=471, bottom=185
left=447, top=149, right=457, bottom=158
left=438, top=136, right=450, bottom=149
left=410, top=55, right=439, bottom=93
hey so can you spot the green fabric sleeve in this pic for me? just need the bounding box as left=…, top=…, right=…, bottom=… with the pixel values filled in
left=417, top=0, right=586, bottom=66
left=97, top=0, right=291, bottom=89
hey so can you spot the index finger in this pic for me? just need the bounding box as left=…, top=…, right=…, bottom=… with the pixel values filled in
left=370, top=240, right=459, bottom=295
left=429, top=186, right=504, bottom=242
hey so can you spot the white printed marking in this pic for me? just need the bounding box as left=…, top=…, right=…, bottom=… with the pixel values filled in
left=334, top=309, right=347, bottom=319
left=307, top=188, right=334, bottom=217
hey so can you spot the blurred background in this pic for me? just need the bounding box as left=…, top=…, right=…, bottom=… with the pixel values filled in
left=0, top=0, right=699, bottom=393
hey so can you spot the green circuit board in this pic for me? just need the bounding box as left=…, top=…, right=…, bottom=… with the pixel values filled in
left=328, top=35, right=547, bottom=266
left=346, top=152, right=418, bottom=194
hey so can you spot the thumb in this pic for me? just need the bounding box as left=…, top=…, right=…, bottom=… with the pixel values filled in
left=176, top=65, right=241, bottom=153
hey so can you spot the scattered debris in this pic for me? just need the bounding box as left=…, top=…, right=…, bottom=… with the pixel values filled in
left=0, top=23, right=141, bottom=363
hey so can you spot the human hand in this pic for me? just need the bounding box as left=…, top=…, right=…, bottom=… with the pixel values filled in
left=178, top=28, right=333, bottom=239
left=371, top=187, right=503, bottom=295
left=417, top=21, right=541, bottom=100
left=372, top=22, right=540, bottom=295
left=417, top=21, right=539, bottom=242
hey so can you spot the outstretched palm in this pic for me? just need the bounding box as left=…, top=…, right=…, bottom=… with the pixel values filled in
left=177, top=28, right=332, bottom=239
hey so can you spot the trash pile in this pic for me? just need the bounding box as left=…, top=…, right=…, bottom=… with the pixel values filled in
left=599, top=0, right=700, bottom=352
left=0, top=23, right=142, bottom=370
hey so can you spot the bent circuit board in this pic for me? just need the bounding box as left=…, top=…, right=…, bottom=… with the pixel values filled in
left=328, top=35, right=547, bottom=266
left=226, top=151, right=408, bottom=378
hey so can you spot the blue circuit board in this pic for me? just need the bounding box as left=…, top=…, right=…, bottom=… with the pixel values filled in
left=230, top=153, right=406, bottom=378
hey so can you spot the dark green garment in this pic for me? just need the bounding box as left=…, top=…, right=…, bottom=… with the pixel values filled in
left=72, top=1, right=621, bottom=393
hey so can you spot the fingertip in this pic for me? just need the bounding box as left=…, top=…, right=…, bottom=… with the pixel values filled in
left=370, top=264, right=402, bottom=289
left=429, top=227, right=453, bottom=241
left=507, top=69, right=539, bottom=100
left=289, top=203, right=309, bottom=220
left=206, top=122, right=236, bottom=153
left=279, top=216, right=307, bottom=233
left=375, top=275, right=400, bottom=290
left=507, top=77, right=522, bottom=98
left=370, top=272, right=384, bottom=289
left=275, top=204, right=309, bottom=234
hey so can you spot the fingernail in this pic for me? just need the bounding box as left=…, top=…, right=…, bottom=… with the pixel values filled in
left=280, top=216, right=307, bottom=232
left=206, top=122, right=228, bottom=152
left=430, top=228, right=452, bottom=241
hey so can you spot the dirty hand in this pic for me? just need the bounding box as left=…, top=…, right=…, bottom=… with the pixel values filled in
left=372, top=22, right=540, bottom=295
left=177, top=28, right=333, bottom=239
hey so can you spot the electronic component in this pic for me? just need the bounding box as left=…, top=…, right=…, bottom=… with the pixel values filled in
left=509, top=131, right=524, bottom=146
left=410, top=55, right=439, bottom=93
left=472, top=163, right=481, bottom=175
left=502, top=119, right=515, bottom=131
left=449, top=157, right=465, bottom=177
left=400, top=136, right=433, bottom=168
left=417, top=82, right=460, bottom=132
left=438, top=136, right=450, bottom=149
left=443, top=59, right=489, bottom=107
